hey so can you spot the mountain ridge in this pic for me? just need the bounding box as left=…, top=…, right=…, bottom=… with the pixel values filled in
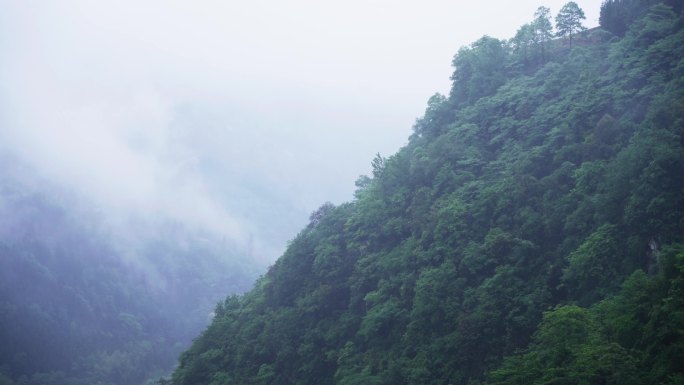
left=171, top=2, right=684, bottom=384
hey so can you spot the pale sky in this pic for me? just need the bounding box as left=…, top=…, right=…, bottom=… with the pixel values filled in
left=0, top=0, right=603, bottom=261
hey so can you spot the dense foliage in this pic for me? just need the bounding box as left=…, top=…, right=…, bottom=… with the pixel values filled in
left=170, top=2, right=684, bottom=384
left=0, top=158, right=260, bottom=385
left=600, top=0, right=683, bottom=35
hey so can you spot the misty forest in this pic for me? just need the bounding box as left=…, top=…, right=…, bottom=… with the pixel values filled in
left=2, top=0, right=684, bottom=384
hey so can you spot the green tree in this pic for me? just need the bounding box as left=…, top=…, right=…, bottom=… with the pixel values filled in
left=450, top=36, right=508, bottom=106
left=562, top=224, right=623, bottom=305
left=599, top=0, right=676, bottom=36
left=512, top=23, right=535, bottom=66
left=556, top=1, right=587, bottom=48
left=533, top=6, right=553, bottom=61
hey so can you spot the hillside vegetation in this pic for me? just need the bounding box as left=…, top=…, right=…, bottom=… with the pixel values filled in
left=172, top=1, right=684, bottom=384
left=0, top=157, right=260, bottom=385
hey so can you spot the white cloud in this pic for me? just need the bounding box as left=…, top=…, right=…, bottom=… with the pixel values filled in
left=0, top=0, right=604, bottom=261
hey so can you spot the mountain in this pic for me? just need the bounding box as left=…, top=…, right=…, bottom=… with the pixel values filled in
left=170, top=2, right=684, bottom=385
left=0, top=155, right=262, bottom=385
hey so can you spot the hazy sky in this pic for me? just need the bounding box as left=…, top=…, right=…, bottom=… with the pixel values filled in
left=0, top=0, right=602, bottom=261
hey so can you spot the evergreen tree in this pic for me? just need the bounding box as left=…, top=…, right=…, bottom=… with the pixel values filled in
left=556, top=1, right=587, bottom=47
left=533, top=6, right=554, bottom=61
left=512, top=23, right=535, bottom=66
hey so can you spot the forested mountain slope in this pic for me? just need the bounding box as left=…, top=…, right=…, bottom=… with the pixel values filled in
left=0, top=156, right=260, bottom=385
left=172, top=2, right=684, bottom=384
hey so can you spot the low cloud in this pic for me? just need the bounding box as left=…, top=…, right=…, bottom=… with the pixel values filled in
left=0, top=0, right=602, bottom=261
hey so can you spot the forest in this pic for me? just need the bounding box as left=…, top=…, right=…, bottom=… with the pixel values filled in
left=170, top=1, right=684, bottom=384
left=0, top=155, right=261, bottom=385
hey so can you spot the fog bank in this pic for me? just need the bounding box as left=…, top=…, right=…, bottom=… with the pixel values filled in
left=0, top=0, right=602, bottom=261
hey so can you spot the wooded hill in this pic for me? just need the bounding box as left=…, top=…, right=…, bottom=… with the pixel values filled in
left=171, top=1, right=684, bottom=384
left=0, top=157, right=260, bottom=385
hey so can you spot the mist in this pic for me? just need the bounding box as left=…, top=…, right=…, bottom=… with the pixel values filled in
left=0, top=0, right=602, bottom=262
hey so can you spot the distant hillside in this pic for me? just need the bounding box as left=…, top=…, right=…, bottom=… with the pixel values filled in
left=0, top=156, right=261, bottom=385
left=170, top=1, right=684, bottom=385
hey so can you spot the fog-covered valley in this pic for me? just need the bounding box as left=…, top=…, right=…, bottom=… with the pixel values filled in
left=0, top=153, right=261, bottom=384
left=4, top=1, right=656, bottom=384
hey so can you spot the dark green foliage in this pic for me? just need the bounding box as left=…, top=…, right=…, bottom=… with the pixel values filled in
left=600, top=0, right=683, bottom=36
left=173, top=3, right=684, bottom=385
left=491, top=246, right=684, bottom=384
left=450, top=36, right=508, bottom=108
left=512, top=23, right=537, bottom=67
left=561, top=224, right=623, bottom=305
